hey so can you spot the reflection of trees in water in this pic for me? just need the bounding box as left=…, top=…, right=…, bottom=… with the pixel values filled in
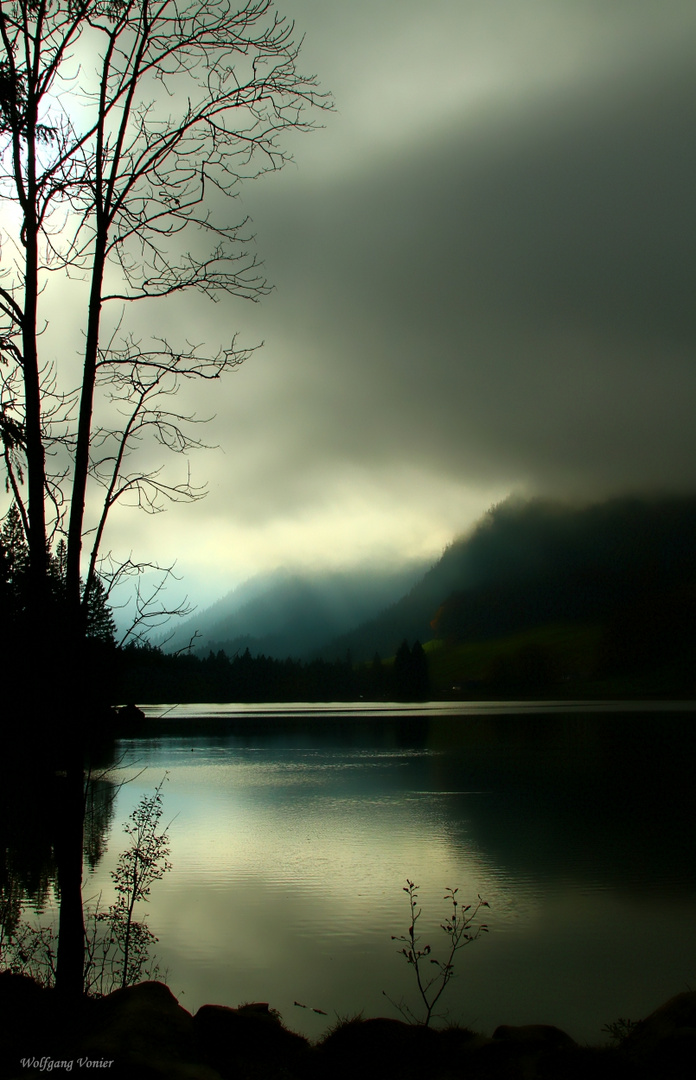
left=0, top=754, right=119, bottom=940
left=1, top=769, right=60, bottom=936
left=426, top=711, right=696, bottom=894
left=84, top=774, right=119, bottom=873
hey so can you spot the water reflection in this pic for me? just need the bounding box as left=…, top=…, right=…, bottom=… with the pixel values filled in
left=0, top=759, right=118, bottom=937
left=12, top=706, right=696, bottom=1043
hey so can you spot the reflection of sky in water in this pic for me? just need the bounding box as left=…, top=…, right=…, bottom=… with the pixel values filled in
left=97, top=745, right=515, bottom=922
left=81, top=715, right=696, bottom=1043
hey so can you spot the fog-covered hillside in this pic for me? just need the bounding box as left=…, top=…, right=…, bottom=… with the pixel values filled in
left=161, top=561, right=429, bottom=659
left=160, top=493, right=696, bottom=688
left=321, top=494, right=696, bottom=665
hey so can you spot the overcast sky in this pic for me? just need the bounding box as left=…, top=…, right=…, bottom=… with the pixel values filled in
left=103, top=1, right=696, bottom=611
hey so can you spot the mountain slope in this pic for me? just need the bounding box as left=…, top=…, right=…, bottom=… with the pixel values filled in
left=162, top=562, right=429, bottom=659
left=316, top=543, right=474, bottom=661
left=321, top=494, right=696, bottom=667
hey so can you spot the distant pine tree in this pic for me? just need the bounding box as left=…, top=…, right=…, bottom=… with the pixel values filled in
left=84, top=577, right=117, bottom=645
left=392, top=639, right=430, bottom=700
left=1, top=505, right=116, bottom=645
left=0, top=503, right=29, bottom=617
left=410, top=640, right=431, bottom=700
left=47, top=537, right=116, bottom=644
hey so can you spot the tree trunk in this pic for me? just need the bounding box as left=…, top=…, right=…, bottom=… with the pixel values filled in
left=54, top=747, right=86, bottom=1000
left=66, top=239, right=107, bottom=618
left=21, top=102, right=49, bottom=633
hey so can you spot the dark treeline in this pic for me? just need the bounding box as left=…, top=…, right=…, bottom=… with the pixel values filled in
left=1, top=497, right=434, bottom=707
left=117, top=639, right=431, bottom=704
left=1, top=505, right=120, bottom=759
left=6, top=491, right=696, bottom=708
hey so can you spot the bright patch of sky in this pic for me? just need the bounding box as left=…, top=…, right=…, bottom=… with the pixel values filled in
left=7, top=0, right=696, bottom=617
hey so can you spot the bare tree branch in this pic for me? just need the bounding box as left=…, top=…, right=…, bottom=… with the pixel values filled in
left=0, top=1, right=328, bottom=997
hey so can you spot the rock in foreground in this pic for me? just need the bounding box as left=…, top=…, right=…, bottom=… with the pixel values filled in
left=2, top=976, right=696, bottom=1079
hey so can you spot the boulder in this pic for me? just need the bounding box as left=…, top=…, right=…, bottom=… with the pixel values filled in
left=492, top=1022, right=577, bottom=1048
left=0, top=972, right=64, bottom=1064
left=116, top=703, right=147, bottom=733
left=193, top=1000, right=310, bottom=1076
left=80, top=980, right=219, bottom=1078
left=472, top=1021, right=591, bottom=1079
left=315, top=1016, right=437, bottom=1080
left=620, top=991, right=696, bottom=1077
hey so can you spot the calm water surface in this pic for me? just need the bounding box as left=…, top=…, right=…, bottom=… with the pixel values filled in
left=81, top=702, right=696, bottom=1042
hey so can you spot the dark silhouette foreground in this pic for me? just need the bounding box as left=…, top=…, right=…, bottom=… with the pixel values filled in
left=2, top=975, right=695, bottom=1079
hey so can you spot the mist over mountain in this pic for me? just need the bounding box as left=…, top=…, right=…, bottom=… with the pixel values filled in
left=162, top=561, right=430, bottom=660
left=432, top=495, right=696, bottom=640
left=317, top=548, right=470, bottom=662
left=321, top=494, right=696, bottom=666
left=138, top=492, right=696, bottom=702
left=161, top=492, right=696, bottom=694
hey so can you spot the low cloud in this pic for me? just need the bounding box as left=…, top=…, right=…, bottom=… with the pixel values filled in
left=65, top=2, right=696, bottom=600
left=227, top=13, right=696, bottom=521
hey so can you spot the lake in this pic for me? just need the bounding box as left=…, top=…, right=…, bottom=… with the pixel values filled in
left=79, top=701, right=696, bottom=1043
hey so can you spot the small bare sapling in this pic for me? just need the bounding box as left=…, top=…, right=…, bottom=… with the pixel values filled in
left=385, top=879, right=489, bottom=1026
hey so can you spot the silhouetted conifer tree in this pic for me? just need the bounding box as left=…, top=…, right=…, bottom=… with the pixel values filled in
left=0, top=503, right=29, bottom=619
left=410, top=640, right=431, bottom=700
left=0, top=0, right=326, bottom=991
left=392, top=639, right=431, bottom=700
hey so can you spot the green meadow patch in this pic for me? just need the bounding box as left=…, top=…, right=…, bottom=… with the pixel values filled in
left=423, top=623, right=604, bottom=694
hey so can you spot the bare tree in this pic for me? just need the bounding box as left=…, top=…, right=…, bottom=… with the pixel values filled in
left=0, top=0, right=327, bottom=995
